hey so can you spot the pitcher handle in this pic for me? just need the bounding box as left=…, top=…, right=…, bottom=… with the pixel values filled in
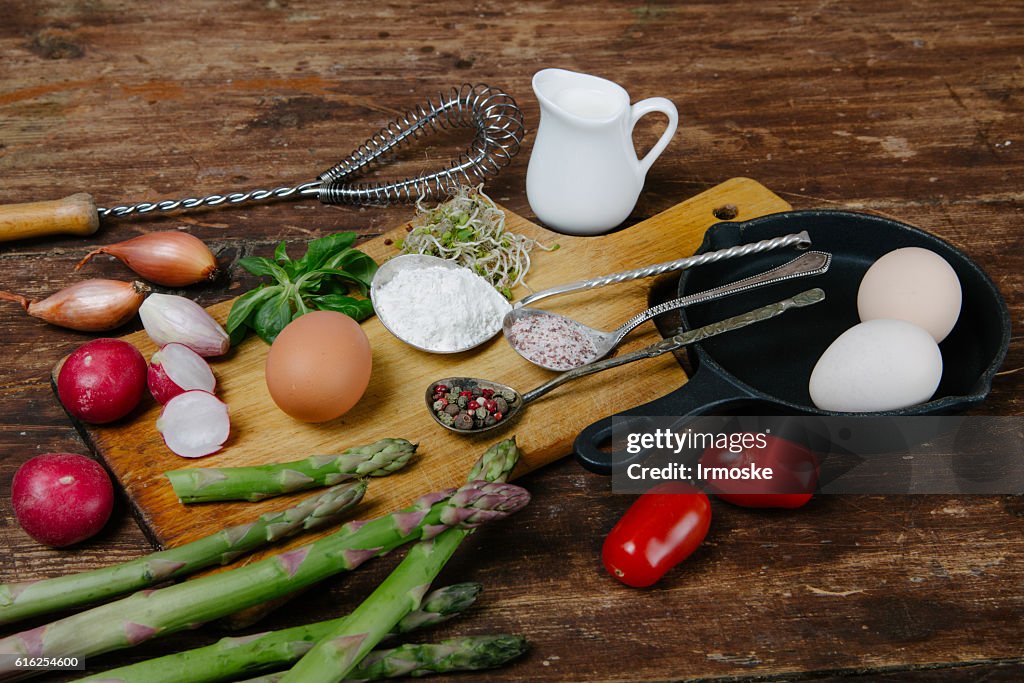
left=630, top=97, right=679, bottom=176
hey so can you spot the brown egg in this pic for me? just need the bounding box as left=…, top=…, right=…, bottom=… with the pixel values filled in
left=265, top=311, right=372, bottom=422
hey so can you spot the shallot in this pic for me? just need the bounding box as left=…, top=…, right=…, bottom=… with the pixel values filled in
left=0, top=279, right=148, bottom=332
left=148, top=343, right=217, bottom=404
left=140, top=293, right=230, bottom=357
left=77, top=231, right=220, bottom=287
left=57, top=338, right=148, bottom=424
left=156, top=390, right=230, bottom=458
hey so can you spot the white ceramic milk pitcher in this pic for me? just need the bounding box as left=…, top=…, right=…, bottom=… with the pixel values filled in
left=526, top=69, right=678, bottom=235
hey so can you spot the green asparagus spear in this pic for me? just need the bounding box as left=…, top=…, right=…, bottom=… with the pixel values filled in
left=392, top=582, right=481, bottom=634
left=0, top=481, right=367, bottom=628
left=279, top=528, right=469, bottom=681
left=75, top=583, right=482, bottom=683
left=348, top=634, right=527, bottom=680
left=166, top=438, right=416, bottom=503
left=467, top=437, right=520, bottom=483
left=219, top=438, right=522, bottom=631
left=348, top=635, right=528, bottom=680
left=282, top=472, right=530, bottom=682
left=0, top=481, right=529, bottom=674
left=280, top=439, right=525, bottom=681
left=235, top=635, right=528, bottom=683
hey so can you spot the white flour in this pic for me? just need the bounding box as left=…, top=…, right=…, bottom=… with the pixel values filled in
left=374, top=265, right=512, bottom=352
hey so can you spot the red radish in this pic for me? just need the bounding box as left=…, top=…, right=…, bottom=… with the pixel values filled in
left=12, top=453, right=114, bottom=547
left=148, top=343, right=217, bottom=404
left=57, top=338, right=147, bottom=424
left=156, top=390, right=230, bottom=458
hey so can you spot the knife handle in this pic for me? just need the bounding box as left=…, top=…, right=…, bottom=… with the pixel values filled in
left=0, top=193, right=100, bottom=242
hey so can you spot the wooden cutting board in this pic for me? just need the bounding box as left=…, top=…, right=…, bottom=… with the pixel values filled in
left=64, top=177, right=791, bottom=551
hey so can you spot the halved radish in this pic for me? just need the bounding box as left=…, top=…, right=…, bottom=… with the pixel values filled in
left=156, top=390, right=230, bottom=458
left=148, top=343, right=217, bottom=404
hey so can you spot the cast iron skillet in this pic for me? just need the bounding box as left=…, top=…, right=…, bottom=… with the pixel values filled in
left=573, top=209, right=1011, bottom=474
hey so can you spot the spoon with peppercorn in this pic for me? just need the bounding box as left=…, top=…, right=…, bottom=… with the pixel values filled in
left=428, top=288, right=826, bottom=434
left=504, top=251, right=831, bottom=371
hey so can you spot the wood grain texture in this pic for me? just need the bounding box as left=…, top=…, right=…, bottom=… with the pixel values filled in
left=0, top=1, right=1021, bottom=681
left=70, top=178, right=791, bottom=551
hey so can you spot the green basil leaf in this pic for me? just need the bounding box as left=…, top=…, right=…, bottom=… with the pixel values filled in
left=319, top=251, right=378, bottom=292
left=274, top=241, right=289, bottom=264
left=312, top=294, right=375, bottom=321
left=238, top=256, right=290, bottom=283
left=253, top=290, right=295, bottom=344
left=339, top=250, right=378, bottom=288
left=303, top=268, right=371, bottom=295
left=322, top=247, right=377, bottom=281
left=298, top=232, right=358, bottom=273
left=228, top=323, right=249, bottom=347
left=275, top=242, right=304, bottom=279
left=320, top=246, right=354, bottom=270
left=317, top=278, right=351, bottom=296
left=226, top=286, right=279, bottom=334
left=294, top=269, right=332, bottom=290
left=232, top=234, right=376, bottom=344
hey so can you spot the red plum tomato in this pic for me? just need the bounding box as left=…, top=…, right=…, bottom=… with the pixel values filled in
left=602, top=482, right=712, bottom=588
left=700, top=434, right=819, bottom=509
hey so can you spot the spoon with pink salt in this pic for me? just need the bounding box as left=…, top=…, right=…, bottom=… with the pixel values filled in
left=430, top=288, right=826, bottom=435
left=503, top=251, right=831, bottom=371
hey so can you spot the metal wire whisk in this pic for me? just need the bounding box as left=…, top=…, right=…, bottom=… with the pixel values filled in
left=97, top=83, right=525, bottom=218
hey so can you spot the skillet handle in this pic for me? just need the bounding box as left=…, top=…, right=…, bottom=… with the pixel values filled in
left=573, top=365, right=755, bottom=474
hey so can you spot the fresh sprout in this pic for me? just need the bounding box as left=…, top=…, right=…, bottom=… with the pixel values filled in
left=400, top=185, right=558, bottom=299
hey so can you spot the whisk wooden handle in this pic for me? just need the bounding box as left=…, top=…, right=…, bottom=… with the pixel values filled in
left=0, top=193, right=100, bottom=242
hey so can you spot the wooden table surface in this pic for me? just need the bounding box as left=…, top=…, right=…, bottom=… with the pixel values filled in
left=2, top=1, right=1022, bottom=681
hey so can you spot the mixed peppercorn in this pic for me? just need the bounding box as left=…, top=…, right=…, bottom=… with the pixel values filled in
left=429, top=378, right=518, bottom=430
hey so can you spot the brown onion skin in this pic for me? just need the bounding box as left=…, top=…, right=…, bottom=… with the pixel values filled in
left=77, top=231, right=219, bottom=287
left=0, top=279, right=149, bottom=331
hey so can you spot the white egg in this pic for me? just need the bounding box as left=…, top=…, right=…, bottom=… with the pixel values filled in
left=857, top=247, right=962, bottom=342
left=809, top=319, right=943, bottom=413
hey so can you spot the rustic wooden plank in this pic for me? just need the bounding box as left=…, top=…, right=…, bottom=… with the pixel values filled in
left=0, top=1, right=1020, bottom=681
